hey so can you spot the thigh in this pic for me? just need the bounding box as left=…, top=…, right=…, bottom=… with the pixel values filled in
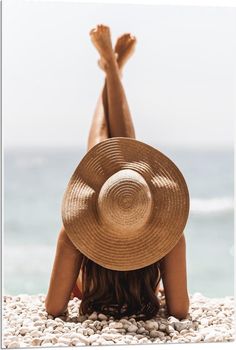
left=87, top=135, right=109, bottom=152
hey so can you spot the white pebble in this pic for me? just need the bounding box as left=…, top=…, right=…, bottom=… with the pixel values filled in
left=109, top=321, right=123, bottom=329
left=31, top=338, right=42, bottom=346
left=137, top=327, right=146, bottom=334
left=150, top=330, right=161, bottom=338
left=30, top=329, right=42, bottom=337
left=174, top=320, right=191, bottom=332
left=103, top=333, right=121, bottom=341
left=200, top=318, right=209, bottom=326
left=19, top=327, right=28, bottom=336
left=204, top=331, right=217, bottom=342
left=8, top=341, right=20, bottom=348
left=127, top=324, right=138, bottom=332
left=57, top=337, right=71, bottom=345
left=88, top=311, right=98, bottom=320
left=144, top=321, right=158, bottom=331
left=77, top=334, right=90, bottom=345
left=98, top=313, right=107, bottom=321
left=159, top=323, right=166, bottom=332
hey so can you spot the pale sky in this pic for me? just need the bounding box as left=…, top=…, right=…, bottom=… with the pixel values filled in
left=3, top=0, right=235, bottom=149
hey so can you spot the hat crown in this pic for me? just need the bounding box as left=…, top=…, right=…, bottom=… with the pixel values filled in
left=62, top=137, right=190, bottom=271
left=97, top=169, right=153, bottom=235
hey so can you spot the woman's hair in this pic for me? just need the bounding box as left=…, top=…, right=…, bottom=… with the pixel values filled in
left=79, top=255, right=161, bottom=321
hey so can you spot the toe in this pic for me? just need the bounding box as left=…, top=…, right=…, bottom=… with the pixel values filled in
left=89, top=27, right=97, bottom=35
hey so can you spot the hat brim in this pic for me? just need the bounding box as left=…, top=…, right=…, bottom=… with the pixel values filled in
left=61, top=137, right=189, bottom=271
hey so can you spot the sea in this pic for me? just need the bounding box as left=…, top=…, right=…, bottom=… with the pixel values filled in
left=3, top=145, right=234, bottom=298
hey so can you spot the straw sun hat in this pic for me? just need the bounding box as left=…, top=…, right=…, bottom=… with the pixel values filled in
left=61, top=137, right=190, bottom=271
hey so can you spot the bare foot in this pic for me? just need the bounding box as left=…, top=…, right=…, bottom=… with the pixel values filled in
left=89, top=24, right=116, bottom=70
left=114, top=33, right=137, bottom=70
left=97, top=33, right=137, bottom=74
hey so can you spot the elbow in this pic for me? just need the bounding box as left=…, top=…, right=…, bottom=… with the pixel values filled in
left=45, top=301, right=57, bottom=317
left=171, top=309, right=189, bottom=321
left=168, top=298, right=190, bottom=320
left=45, top=299, right=66, bottom=318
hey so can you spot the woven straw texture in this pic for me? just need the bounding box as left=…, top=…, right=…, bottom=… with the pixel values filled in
left=61, top=137, right=189, bottom=271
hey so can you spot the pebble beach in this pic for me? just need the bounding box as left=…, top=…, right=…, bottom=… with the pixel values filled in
left=2, top=292, right=235, bottom=348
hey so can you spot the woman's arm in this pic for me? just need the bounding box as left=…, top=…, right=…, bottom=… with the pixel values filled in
left=45, top=226, right=83, bottom=317
left=159, top=233, right=189, bottom=320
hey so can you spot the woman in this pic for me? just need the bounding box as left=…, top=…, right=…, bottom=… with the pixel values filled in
left=45, top=24, right=190, bottom=321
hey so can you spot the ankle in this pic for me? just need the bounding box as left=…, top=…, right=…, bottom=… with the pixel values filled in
left=104, top=55, right=119, bottom=74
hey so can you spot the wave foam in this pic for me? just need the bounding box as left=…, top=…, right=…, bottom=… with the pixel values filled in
left=190, top=197, right=234, bottom=215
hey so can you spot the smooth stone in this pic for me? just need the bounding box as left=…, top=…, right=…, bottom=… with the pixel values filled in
left=34, top=320, right=45, bottom=327
left=115, top=328, right=126, bottom=334
left=30, top=330, right=42, bottom=337
left=56, top=337, right=71, bottom=345
left=144, top=321, right=158, bottom=331
left=77, top=334, right=91, bottom=345
left=19, top=327, right=29, bottom=335
left=101, top=340, right=115, bottom=345
left=174, top=320, right=192, bottom=332
left=72, top=341, right=87, bottom=346
left=151, top=330, right=165, bottom=339
left=200, top=318, right=209, bottom=326
left=204, top=331, right=218, bottom=342
left=47, top=315, right=54, bottom=320
left=53, top=318, right=63, bottom=324
left=114, top=340, right=125, bottom=344
left=127, top=325, right=138, bottom=332
left=137, top=327, right=146, bottom=334
left=139, top=337, right=151, bottom=344
left=88, top=325, right=98, bottom=333
left=98, top=313, right=108, bottom=321
left=103, top=333, right=122, bottom=341
left=159, top=323, right=166, bottom=332
left=109, top=322, right=123, bottom=329
left=84, top=328, right=95, bottom=336
left=195, top=334, right=204, bottom=342
left=54, top=325, right=63, bottom=332
left=46, top=320, right=57, bottom=327
left=84, top=319, right=93, bottom=325
left=192, top=321, right=199, bottom=330
left=135, top=334, right=146, bottom=339
left=88, top=312, right=98, bottom=321
left=166, top=325, right=175, bottom=334
left=87, top=334, right=100, bottom=342
left=150, top=330, right=160, bottom=338
left=93, top=320, right=102, bottom=328
left=31, top=338, right=43, bottom=346
left=120, top=318, right=130, bottom=324
left=57, top=315, right=67, bottom=321
left=8, top=341, right=21, bottom=348
left=41, top=339, right=53, bottom=346
left=31, top=316, right=41, bottom=322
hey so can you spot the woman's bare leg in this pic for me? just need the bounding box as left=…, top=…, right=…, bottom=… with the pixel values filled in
left=87, top=32, right=137, bottom=151
left=86, top=81, right=110, bottom=151
left=89, top=24, right=136, bottom=141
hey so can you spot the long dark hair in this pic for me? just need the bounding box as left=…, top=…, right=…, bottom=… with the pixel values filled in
left=79, top=254, right=161, bottom=321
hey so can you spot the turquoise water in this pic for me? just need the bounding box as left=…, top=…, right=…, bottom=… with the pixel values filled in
left=3, top=146, right=234, bottom=298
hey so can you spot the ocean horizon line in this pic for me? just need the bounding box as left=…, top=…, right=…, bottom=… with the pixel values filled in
left=3, top=144, right=234, bottom=153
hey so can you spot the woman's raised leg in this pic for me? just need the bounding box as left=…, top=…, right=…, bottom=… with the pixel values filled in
left=86, top=80, right=110, bottom=152
left=89, top=25, right=136, bottom=140
left=87, top=32, right=137, bottom=151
